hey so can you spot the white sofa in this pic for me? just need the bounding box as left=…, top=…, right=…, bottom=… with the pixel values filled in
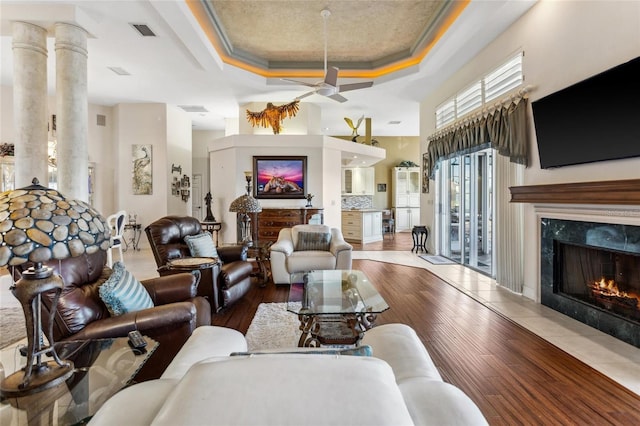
left=269, top=224, right=353, bottom=284
left=89, top=324, right=487, bottom=425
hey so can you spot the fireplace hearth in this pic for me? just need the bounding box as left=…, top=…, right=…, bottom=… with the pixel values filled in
left=541, top=218, right=640, bottom=348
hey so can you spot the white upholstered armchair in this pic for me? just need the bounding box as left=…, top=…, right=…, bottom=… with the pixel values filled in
left=269, top=224, right=353, bottom=284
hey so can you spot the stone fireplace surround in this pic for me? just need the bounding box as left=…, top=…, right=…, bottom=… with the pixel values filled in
left=511, top=179, right=640, bottom=348
left=540, top=217, right=640, bottom=347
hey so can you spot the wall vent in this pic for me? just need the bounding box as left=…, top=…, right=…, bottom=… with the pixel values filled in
left=178, top=105, right=209, bottom=113
left=388, top=120, right=401, bottom=125
left=131, top=23, right=156, bottom=37
left=97, top=115, right=106, bottom=126
left=108, top=67, right=131, bottom=76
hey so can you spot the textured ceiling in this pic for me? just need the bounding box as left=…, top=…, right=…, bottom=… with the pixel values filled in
left=203, top=0, right=452, bottom=73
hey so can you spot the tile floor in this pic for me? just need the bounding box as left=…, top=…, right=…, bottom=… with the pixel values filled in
left=2, top=247, right=638, bottom=396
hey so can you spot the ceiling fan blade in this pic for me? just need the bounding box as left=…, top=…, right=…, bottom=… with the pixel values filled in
left=281, top=78, right=318, bottom=88
left=327, top=93, right=348, bottom=103
left=324, top=66, right=339, bottom=87
left=338, top=81, right=374, bottom=93
left=295, top=91, right=316, bottom=100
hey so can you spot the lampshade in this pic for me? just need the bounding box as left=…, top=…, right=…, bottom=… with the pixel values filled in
left=228, top=194, right=262, bottom=214
left=0, top=178, right=110, bottom=267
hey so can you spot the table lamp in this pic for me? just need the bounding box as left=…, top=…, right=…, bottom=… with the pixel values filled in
left=229, top=172, right=262, bottom=244
left=0, top=178, right=110, bottom=397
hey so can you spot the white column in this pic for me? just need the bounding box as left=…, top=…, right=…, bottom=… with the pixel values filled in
left=55, top=22, right=88, bottom=201
left=12, top=21, right=48, bottom=188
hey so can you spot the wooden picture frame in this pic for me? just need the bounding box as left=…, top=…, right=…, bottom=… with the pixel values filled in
left=422, top=152, right=430, bottom=194
left=253, top=156, right=307, bottom=199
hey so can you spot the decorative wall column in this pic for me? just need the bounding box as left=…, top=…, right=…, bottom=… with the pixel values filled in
left=55, top=23, right=88, bottom=201
left=12, top=21, right=48, bottom=188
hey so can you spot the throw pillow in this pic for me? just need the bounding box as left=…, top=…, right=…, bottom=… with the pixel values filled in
left=295, top=231, right=331, bottom=251
left=99, top=261, right=154, bottom=316
left=184, top=232, right=218, bottom=258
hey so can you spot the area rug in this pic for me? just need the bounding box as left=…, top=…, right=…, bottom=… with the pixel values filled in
left=245, top=302, right=301, bottom=351
left=0, top=307, right=26, bottom=349
left=419, top=255, right=455, bottom=265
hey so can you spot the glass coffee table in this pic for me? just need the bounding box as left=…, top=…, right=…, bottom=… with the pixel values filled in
left=0, top=336, right=157, bottom=425
left=287, top=270, right=389, bottom=347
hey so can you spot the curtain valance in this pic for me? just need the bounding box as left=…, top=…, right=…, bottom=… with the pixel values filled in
left=427, top=90, right=531, bottom=178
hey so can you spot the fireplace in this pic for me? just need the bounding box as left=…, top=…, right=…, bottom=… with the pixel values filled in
left=541, top=218, right=640, bottom=347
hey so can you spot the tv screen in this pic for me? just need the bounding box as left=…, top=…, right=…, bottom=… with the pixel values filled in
left=532, top=56, right=640, bottom=169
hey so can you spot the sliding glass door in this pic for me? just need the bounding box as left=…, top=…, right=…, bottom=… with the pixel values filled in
left=438, top=148, right=493, bottom=275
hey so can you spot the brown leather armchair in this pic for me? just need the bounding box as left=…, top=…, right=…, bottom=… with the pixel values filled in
left=19, top=250, right=211, bottom=382
left=145, top=216, right=253, bottom=312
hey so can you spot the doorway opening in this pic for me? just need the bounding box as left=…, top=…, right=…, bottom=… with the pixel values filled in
left=437, top=148, right=494, bottom=276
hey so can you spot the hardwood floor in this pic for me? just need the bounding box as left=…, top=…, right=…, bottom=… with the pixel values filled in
left=212, top=234, right=640, bottom=425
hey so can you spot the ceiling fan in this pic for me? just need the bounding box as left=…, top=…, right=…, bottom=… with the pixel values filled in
left=282, top=9, right=373, bottom=103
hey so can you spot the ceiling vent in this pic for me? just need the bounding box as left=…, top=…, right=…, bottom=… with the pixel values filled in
left=388, top=120, right=401, bottom=125
left=178, top=105, right=209, bottom=113
left=108, top=67, right=131, bottom=76
left=131, top=23, right=156, bottom=37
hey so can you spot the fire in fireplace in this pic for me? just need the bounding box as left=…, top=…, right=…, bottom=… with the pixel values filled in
left=556, top=242, right=640, bottom=323
left=541, top=218, right=640, bottom=348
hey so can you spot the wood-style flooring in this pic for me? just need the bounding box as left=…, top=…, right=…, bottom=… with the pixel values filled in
left=212, top=233, right=640, bottom=425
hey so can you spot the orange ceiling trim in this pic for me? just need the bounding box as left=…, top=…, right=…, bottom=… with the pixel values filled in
left=186, top=0, right=470, bottom=80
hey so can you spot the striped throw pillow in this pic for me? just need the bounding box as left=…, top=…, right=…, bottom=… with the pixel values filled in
left=184, top=232, right=218, bottom=258
left=99, top=261, right=154, bottom=316
left=295, top=231, right=331, bottom=251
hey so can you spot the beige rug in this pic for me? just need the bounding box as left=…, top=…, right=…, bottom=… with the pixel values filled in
left=245, top=302, right=301, bottom=351
left=0, top=307, right=26, bottom=349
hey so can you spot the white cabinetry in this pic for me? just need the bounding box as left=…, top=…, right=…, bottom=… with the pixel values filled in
left=342, top=210, right=382, bottom=244
left=342, top=167, right=374, bottom=195
left=392, top=167, right=420, bottom=231
left=394, top=207, right=420, bottom=231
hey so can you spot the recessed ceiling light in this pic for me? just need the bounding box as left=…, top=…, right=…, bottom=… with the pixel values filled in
left=108, top=67, right=130, bottom=76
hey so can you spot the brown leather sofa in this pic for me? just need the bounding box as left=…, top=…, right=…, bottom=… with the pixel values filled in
left=145, top=216, right=253, bottom=312
left=19, top=250, right=211, bottom=382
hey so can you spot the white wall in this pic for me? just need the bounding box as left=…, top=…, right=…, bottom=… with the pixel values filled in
left=114, top=103, right=191, bottom=248
left=193, top=129, right=225, bottom=196
left=420, top=0, right=640, bottom=300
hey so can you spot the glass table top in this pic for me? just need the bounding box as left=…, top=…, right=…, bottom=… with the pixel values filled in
left=0, top=336, right=157, bottom=425
left=287, top=270, right=389, bottom=316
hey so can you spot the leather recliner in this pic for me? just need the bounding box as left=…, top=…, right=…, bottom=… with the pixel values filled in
left=145, top=216, right=253, bottom=312
left=19, top=249, right=211, bottom=382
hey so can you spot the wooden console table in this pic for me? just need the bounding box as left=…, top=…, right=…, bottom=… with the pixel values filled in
left=247, top=207, right=324, bottom=243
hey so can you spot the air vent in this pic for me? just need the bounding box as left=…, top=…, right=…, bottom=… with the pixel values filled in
left=131, top=23, right=156, bottom=37
left=108, top=67, right=131, bottom=76
left=388, top=120, right=401, bottom=125
left=96, top=115, right=106, bottom=126
left=178, top=105, right=209, bottom=113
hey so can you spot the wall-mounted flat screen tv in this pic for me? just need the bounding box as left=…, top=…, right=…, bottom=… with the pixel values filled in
left=532, top=56, right=640, bottom=169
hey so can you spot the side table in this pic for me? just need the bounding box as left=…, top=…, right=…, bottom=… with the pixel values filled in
left=123, top=223, right=142, bottom=251
left=201, top=221, right=222, bottom=247
left=246, top=241, right=272, bottom=287
left=0, top=336, right=158, bottom=426
left=411, top=226, right=428, bottom=253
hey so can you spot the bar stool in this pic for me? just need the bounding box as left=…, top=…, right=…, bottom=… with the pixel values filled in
left=411, top=226, right=428, bottom=253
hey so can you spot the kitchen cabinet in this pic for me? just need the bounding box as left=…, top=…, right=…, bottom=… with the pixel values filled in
left=342, top=167, right=374, bottom=195
left=392, top=167, right=420, bottom=231
left=392, top=167, right=420, bottom=207
left=394, top=207, right=420, bottom=232
left=342, top=210, right=382, bottom=244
